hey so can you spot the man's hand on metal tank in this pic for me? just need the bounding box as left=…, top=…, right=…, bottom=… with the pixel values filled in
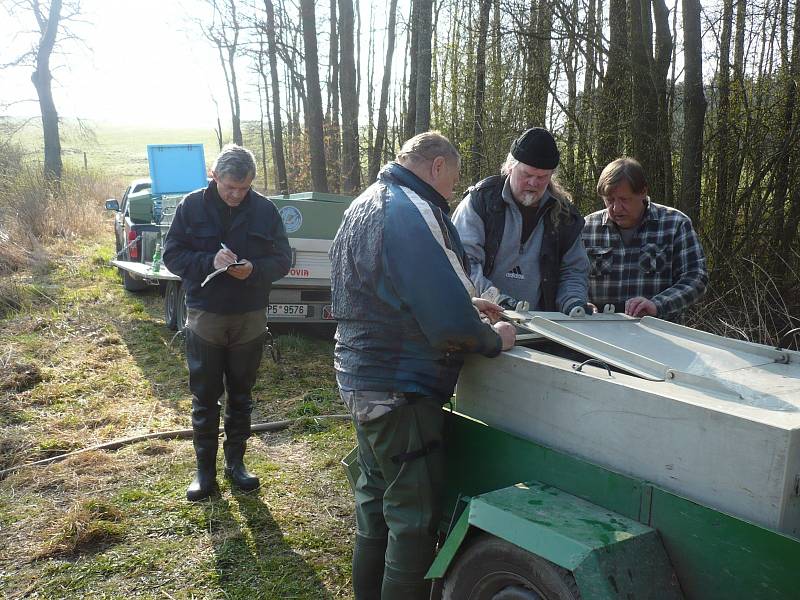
left=625, top=296, right=657, bottom=317
left=493, top=321, right=516, bottom=351
left=472, top=297, right=503, bottom=323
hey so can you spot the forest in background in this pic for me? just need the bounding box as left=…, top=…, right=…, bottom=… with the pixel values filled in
left=2, top=0, right=799, bottom=343
left=205, top=0, right=799, bottom=341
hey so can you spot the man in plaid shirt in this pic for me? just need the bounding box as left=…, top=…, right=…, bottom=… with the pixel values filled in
left=583, top=157, right=708, bottom=320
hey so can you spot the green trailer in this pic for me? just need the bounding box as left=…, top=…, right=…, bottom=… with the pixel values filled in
left=343, top=311, right=800, bottom=599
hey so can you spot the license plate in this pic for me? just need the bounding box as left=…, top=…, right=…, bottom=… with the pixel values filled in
left=268, top=304, right=307, bottom=316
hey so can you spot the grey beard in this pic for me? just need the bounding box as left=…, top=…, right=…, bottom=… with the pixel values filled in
left=517, top=191, right=541, bottom=207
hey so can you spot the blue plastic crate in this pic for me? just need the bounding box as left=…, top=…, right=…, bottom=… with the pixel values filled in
left=147, top=144, right=207, bottom=195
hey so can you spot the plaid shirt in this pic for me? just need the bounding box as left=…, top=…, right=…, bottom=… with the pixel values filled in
left=582, top=200, right=708, bottom=320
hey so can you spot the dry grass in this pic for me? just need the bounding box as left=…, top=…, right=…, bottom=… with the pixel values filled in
left=35, top=498, right=126, bottom=559
left=687, top=254, right=800, bottom=347
left=0, top=235, right=354, bottom=598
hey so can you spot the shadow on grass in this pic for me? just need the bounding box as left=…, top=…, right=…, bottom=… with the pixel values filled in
left=204, top=491, right=333, bottom=599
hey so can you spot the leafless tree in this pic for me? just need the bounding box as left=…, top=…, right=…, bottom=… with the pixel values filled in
left=1, top=0, right=83, bottom=182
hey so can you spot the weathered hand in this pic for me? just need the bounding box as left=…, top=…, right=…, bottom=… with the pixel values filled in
left=227, top=259, right=253, bottom=280
left=472, top=297, right=503, bottom=324
left=493, top=321, right=516, bottom=351
left=625, top=296, right=657, bottom=317
left=214, top=248, right=238, bottom=270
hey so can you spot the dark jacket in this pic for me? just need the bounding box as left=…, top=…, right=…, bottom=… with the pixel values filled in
left=163, top=182, right=292, bottom=314
left=330, top=162, right=502, bottom=400
left=464, top=175, right=585, bottom=311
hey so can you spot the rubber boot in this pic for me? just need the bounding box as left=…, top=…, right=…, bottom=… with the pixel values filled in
left=185, top=329, right=226, bottom=501
left=223, top=335, right=264, bottom=492
left=382, top=532, right=437, bottom=600
left=353, top=534, right=388, bottom=600
left=382, top=565, right=433, bottom=600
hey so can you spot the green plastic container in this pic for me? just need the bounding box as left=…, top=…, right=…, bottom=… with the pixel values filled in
left=268, top=192, right=353, bottom=239
left=128, top=189, right=155, bottom=224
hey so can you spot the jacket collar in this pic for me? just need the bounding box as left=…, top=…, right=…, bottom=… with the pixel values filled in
left=202, top=180, right=254, bottom=230
left=378, top=162, right=451, bottom=215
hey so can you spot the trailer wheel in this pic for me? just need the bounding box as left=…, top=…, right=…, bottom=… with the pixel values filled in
left=175, top=284, right=187, bottom=332
left=442, top=534, right=580, bottom=600
left=164, top=281, right=179, bottom=330
left=122, top=268, right=148, bottom=292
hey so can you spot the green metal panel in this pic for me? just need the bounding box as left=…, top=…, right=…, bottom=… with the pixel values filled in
left=426, top=506, right=472, bottom=579
left=341, top=445, right=359, bottom=493
left=269, top=193, right=353, bottom=240
left=428, top=482, right=683, bottom=599
left=469, top=482, right=652, bottom=569
left=649, top=487, right=800, bottom=599
left=269, top=192, right=353, bottom=203
left=442, top=412, right=645, bottom=521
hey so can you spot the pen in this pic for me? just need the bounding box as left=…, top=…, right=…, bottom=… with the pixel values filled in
left=220, top=242, right=229, bottom=251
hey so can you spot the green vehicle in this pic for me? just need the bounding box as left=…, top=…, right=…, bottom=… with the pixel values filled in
left=344, top=312, right=800, bottom=599
left=106, top=144, right=353, bottom=327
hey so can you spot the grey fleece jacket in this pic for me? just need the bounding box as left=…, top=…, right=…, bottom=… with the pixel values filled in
left=451, top=178, right=590, bottom=312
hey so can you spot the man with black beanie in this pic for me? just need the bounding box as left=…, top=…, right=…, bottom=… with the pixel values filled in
left=452, top=127, right=590, bottom=315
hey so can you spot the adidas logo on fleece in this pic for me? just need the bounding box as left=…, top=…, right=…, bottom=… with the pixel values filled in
left=505, top=266, right=525, bottom=280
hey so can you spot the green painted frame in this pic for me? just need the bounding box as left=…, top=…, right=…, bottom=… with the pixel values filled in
left=433, top=411, right=800, bottom=599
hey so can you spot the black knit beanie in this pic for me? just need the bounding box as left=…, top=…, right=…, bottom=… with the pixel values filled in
left=510, top=127, right=560, bottom=169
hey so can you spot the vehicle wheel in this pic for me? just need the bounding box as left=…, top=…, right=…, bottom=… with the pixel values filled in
left=442, top=534, right=580, bottom=600
left=122, top=268, right=149, bottom=292
left=164, top=281, right=179, bottom=330
left=175, top=284, right=187, bottom=332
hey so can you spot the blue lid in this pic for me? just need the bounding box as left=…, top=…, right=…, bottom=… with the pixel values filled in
left=147, top=144, right=207, bottom=194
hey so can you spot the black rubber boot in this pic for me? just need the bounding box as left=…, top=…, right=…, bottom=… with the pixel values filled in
left=185, top=329, right=226, bottom=501
left=353, top=533, right=388, bottom=600
left=223, top=335, right=264, bottom=492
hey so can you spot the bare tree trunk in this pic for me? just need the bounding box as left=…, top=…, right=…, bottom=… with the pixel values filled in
left=205, top=0, right=243, bottom=146
left=264, top=0, right=288, bottom=193
left=300, top=0, right=329, bottom=191
left=339, top=0, right=361, bottom=193
left=774, top=0, right=800, bottom=272
left=652, top=0, right=674, bottom=205
left=597, top=0, right=628, bottom=166
left=369, top=0, right=399, bottom=180
left=31, top=0, right=63, bottom=182
left=714, top=0, right=734, bottom=248
left=256, top=78, right=269, bottom=190
left=471, top=0, right=492, bottom=182
left=329, top=0, right=341, bottom=192
left=534, top=0, right=552, bottom=127
left=628, top=0, right=662, bottom=196
left=414, top=0, right=433, bottom=133
left=680, top=0, right=706, bottom=225
left=405, top=0, right=419, bottom=139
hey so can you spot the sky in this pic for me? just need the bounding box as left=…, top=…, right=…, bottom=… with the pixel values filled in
left=0, top=0, right=403, bottom=132
left=0, top=0, right=231, bottom=128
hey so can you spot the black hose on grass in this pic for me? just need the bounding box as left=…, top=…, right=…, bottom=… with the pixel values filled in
left=0, top=414, right=352, bottom=479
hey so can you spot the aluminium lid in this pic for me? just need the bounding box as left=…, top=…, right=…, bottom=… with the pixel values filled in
left=510, top=312, right=800, bottom=411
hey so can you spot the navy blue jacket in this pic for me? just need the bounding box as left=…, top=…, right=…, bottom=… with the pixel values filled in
left=330, top=163, right=502, bottom=400
left=163, top=182, right=292, bottom=314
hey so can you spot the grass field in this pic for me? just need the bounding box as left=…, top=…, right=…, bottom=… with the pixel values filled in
left=0, top=233, right=357, bottom=599
left=9, top=120, right=222, bottom=183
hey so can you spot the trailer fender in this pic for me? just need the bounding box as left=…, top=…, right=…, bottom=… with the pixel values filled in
left=427, top=481, right=683, bottom=599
